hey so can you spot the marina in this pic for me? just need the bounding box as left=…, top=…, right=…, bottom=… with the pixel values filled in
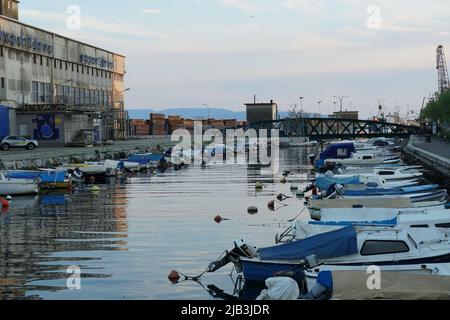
left=1, top=138, right=449, bottom=300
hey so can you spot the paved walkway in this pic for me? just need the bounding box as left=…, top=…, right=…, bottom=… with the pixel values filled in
left=0, top=136, right=174, bottom=163
left=413, top=142, right=450, bottom=159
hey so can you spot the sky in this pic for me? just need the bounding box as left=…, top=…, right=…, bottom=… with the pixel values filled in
left=18, top=0, right=450, bottom=117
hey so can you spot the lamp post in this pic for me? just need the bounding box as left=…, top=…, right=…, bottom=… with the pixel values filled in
left=299, top=97, right=305, bottom=114
left=317, top=100, right=322, bottom=117
left=203, top=104, right=210, bottom=121
left=333, top=95, right=349, bottom=113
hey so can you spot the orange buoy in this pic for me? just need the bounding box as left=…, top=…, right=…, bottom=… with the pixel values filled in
left=0, top=197, right=9, bottom=208
left=168, top=270, right=181, bottom=284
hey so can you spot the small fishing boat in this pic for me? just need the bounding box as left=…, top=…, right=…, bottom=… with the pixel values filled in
left=325, top=153, right=401, bottom=166
left=207, top=224, right=450, bottom=283
left=57, top=163, right=108, bottom=184
left=4, top=170, right=72, bottom=190
left=0, top=172, right=39, bottom=195
left=301, top=269, right=450, bottom=300
left=308, top=197, right=446, bottom=210
left=314, top=175, right=419, bottom=191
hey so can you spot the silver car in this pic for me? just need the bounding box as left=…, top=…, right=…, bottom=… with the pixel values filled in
left=1, top=136, right=39, bottom=151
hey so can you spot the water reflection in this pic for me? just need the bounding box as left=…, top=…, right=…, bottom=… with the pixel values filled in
left=0, top=181, right=128, bottom=299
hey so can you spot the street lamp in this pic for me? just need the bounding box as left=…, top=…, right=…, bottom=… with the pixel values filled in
left=203, top=104, right=210, bottom=120
left=317, top=100, right=322, bottom=117
left=333, top=95, right=349, bottom=113
left=299, top=97, right=305, bottom=113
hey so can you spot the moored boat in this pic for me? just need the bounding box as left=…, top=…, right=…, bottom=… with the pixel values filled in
left=0, top=172, right=39, bottom=195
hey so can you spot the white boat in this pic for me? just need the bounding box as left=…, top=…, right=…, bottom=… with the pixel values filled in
left=86, top=160, right=140, bottom=173
left=309, top=206, right=448, bottom=222
left=0, top=172, right=39, bottom=195
left=308, top=197, right=446, bottom=210
left=325, top=153, right=401, bottom=166
left=57, top=163, right=108, bottom=175
left=332, top=166, right=423, bottom=181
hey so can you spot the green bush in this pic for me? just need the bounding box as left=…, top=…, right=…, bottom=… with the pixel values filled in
left=421, top=91, right=450, bottom=124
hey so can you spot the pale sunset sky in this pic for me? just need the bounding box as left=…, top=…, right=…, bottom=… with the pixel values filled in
left=19, top=0, right=450, bottom=117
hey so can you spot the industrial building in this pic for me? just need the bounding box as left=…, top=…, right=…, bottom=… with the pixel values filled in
left=0, top=0, right=127, bottom=146
left=245, top=100, right=278, bottom=125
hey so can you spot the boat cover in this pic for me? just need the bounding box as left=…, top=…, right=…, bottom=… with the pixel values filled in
left=5, top=171, right=66, bottom=183
left=331, top=271, right=450, bottom=300
left=259, top=226, right=358, bottom=261
left=315, top=176, right=360, bottom=190
left=128, top=153, right=164, bottom=164
left=319, top=143, right=355, bottom=160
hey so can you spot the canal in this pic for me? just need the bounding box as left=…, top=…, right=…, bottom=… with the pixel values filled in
left=0, top=148, right=316, bottom=300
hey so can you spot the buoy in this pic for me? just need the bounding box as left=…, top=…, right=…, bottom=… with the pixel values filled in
left=296, top=191, right=305, bottom=198
left=214, top=215, right=224, bottom=224
left=280, top=177, right=287, bottom=184
left=6, top=195, right=12, bottom=201
left=247, top=206, right=258, bottom=215
left=255, top=182, right=263, bottom=190
left=91, top=185, right=101, bottom=192
left=168, top=270, right=181, bottom=284
left=267, top=200, right=275, bottom=211
left=290, top=184, right=299, bottom=191
left=0, top=197, right=9, bottom=208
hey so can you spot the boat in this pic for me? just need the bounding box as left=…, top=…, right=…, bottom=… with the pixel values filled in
left=0, top=172, right=39, bottom=195
left=301, top=270, right=450, bottom=300
left=307, top=197, right=446, bottom=209
left=314, top=175, right=419, bottom=191
left=127, top=153, right=165, bottom=168
left=4, top=170, right=72, bottom=190
left=324, top=153, right=401, bottom=166
left=324, top=183, right=439, bottom=197
left=309, top=206, right=449, bottom=222
left=57, top=163, right=108, bottom=184
left=214, top=224, right=450, bottom=283
left=330, top=166, right=424, bottom=182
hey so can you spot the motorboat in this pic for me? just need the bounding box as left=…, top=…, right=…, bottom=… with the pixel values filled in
left=0, top=171, right=39, bottom=195
left=324, top=153, right=401, bottom=166
left=314, top=175, right=419, bottom=191
left=206, top=224, right=450, bottom=283
left=323, top=183, right=439, bottom=197
left=331, top=166, right=424, bottom=182
left=307, top=197, right=447, bottom=210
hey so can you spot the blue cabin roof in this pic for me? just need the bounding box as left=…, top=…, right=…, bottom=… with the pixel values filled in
left=320, top=143, right=356, bottom=160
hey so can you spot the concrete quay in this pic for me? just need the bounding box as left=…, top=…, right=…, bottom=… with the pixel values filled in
left=404, top=135, right=450, bottom=179
left=0, top=136, right=175, bottom=170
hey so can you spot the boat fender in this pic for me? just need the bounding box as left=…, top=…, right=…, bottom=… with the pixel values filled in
left=168, top=270, right=181, bottom=284
left=247, top=206, right=258, bottom=215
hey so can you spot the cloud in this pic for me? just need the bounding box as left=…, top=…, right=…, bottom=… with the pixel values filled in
left=142, top=8, right=162, bottom=14
left=220, top=0, right=275, bottom=13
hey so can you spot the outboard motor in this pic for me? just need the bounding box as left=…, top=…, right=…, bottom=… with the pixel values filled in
left=208, top=239, right=258, bottom=273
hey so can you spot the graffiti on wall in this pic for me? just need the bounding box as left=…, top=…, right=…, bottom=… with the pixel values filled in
left=33, top=115, right=60, bottom=140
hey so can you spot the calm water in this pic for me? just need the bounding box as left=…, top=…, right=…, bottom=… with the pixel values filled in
left=0, top=148, right=316, bottom=300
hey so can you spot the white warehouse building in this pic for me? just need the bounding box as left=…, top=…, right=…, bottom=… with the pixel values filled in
left=0, top=0, right=127, bottom=146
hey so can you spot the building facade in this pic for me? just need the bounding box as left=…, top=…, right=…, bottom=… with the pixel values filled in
left=245, top=100, right=278, bottom=125
left=0, top=1, right=127, bottom=146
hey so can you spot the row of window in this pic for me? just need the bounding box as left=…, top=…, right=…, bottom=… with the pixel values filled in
left=30, top=81, right=112, bottom=106
left=0, top=46, right=113, bottom=80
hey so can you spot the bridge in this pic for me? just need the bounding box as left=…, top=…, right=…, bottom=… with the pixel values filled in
left=249, top=117, right=422, bottom=139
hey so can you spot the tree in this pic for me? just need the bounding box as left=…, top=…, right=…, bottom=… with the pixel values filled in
left=420, top=90, right=450, bottom=124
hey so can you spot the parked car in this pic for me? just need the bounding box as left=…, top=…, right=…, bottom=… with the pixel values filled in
left=1, top=136, right=39, bottom=151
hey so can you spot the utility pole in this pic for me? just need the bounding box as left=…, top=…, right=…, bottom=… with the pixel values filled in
left=317, top=100, right=322, bottom=117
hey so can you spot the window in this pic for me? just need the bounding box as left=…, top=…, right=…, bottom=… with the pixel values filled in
left=408, top=234, right=418, bottom=249
left=82, top=66, right=84, bottom=74
left=1, top=77, right=5, bottom=89
left=361, top=240, right=409, bottom=256
left=379, top=171, right=395, bottom=176
left=410, top=225, right=429, bottom=228
left=363, top=156, right=373, bottom=160
left=65, top=62, right=68, bottom=70
left=39, top=83, right=45, bottom=102
left=87, top=68, right=90, bottom=75
left=72, top=63, right=75, bottom=72
left=32, top=81, right=39, bottom=103
left=436, top=223, right=450, bottom=228
left=40, top=55, right=43, bottom=65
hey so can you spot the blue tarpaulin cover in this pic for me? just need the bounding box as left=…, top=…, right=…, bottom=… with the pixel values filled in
left=320, top=143, right=355, bottom=160
left=315, top=175, right=360, bottom=190
left=259, top=226, right=358, bottom=261
left=5, top=171, right=66, bottom=183
left=128, top=153, right=164, bottom=164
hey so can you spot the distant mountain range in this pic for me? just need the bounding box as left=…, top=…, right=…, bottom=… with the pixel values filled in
left=127, top=108, right=247, bottom=121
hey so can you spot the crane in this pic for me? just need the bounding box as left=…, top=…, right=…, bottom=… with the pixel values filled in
left=436, top=45, right=450, bottom=93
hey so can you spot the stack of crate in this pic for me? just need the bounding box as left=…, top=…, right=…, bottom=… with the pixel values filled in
left=183, top=119, right=195, bottom=134
left=151, top=113, right=167, bottom=136
left=224, top=119, right=237, bottom=129
left=167, top=115, right=185, bottom=134
left=210, top=119, right=225, bottom=131
left=131, top=119, right=150, bottom=136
